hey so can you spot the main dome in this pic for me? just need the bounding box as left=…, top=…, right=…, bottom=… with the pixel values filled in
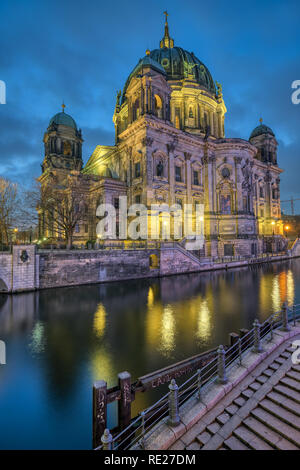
left=121, top=14, right=216, bottom=103
left=149, top=47, right=216, bottom=94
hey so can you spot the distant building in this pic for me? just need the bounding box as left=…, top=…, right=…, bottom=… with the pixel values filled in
left=38, top=14, right=285, bottom=256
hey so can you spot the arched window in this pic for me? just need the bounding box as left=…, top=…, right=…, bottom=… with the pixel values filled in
left=63, top=141, right=72, bottom=156
left=156, top=161, right=164, bottom=177
left=154, top=95, right=163, bottom=119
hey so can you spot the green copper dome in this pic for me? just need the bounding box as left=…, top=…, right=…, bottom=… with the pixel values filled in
left=49, top=111, right=77, bottom=130
left=149, top=47, right=216, bottom=94
left=121, top=15, right=216, bottom=104
left=250, top=123, right=275, bottom=140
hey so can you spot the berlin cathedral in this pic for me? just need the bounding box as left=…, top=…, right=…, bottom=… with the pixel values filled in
left=39, top=13, right=285, bottom=257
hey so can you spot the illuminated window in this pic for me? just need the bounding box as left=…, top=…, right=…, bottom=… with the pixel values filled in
left=135, top=162, right=141, bottom=178
left=175, top=108, right=180, bottom=129
left=193, top=171, right=199, bottom=185
left=175, top=166, right=182, bottom=182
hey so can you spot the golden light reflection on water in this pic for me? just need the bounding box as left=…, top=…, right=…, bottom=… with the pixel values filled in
left=271, top=276, right=281, bottom=312
left=160, top=304, right=175, bottom=356
left=93, top=303, right=106, bottom=338
left=262, top=269, right=296, bottom=313
left=196, top=299, right=211, bottom=342
left=145, top=286, right=214, bottom=357
left=91, top=346, right=114, bottom=384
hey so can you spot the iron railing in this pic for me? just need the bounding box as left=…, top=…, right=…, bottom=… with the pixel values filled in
left=95, top=302, right=300, bottom=450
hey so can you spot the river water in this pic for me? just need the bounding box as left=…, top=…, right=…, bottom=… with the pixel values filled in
left=0, top=259, right=299, bottom=449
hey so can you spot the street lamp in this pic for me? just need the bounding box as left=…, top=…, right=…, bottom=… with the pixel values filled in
left=284, top=225, right=290, bottom=238
left=271, top=220, right=275, bottom=236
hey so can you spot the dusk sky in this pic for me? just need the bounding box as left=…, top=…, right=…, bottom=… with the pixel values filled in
left=0, top=0, right=299, bottom=212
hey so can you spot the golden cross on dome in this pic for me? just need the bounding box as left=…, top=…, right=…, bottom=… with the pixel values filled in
left=164, top=10, right=168, bottom=23
left=62, top=102, right=66, bottom=113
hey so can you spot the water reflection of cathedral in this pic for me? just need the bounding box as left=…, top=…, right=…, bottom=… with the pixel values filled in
left=38, top=13, right=285, bottom=258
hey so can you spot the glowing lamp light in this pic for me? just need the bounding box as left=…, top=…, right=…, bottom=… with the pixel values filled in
left=285, top=225, right=290, bottom=231
left=271, top=221, right=275, bottom=226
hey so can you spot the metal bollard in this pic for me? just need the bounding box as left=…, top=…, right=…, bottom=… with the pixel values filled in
left=252, top=319, right=263, bottom=353
left=281, top=302, right=290, bottom=332
left=101, top=428, right=113, bottom=450
left=168, top=379, right=180, bottom=427
left=217, top=345, right=227, bottom=384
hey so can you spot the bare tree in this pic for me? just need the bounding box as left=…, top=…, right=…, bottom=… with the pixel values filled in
left=39, top=181, right=86, bottom=249
left=0, top=177, right=18, bottom=244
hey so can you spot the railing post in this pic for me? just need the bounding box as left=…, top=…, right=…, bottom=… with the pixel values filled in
left=217, top=345, right=227, bottom=384
left=238, top=338, right=242, bottom=365
left=118, top=371, right=132, bottom=430
left=197, top=369, right=202, bottom=400
left=93, top=380, right=107, bottom=449
left=293, top=304, right=296, bottom=327
left=252, top=319, right=262, bottom=353
left=101, top=428, right=113, bottom=450
left=281, top=302, right=290, bottom=332
left=168, top=379, right=180, bottom=427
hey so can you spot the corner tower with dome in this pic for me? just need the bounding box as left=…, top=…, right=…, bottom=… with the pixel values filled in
left=39, top=14, right=285, bottom=256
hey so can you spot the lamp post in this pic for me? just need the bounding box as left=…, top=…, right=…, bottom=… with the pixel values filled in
left=284, top=225, right=290, bottom=239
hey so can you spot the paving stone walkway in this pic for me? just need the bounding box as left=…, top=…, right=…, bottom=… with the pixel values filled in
left=169, top=335, right=300, bottom=450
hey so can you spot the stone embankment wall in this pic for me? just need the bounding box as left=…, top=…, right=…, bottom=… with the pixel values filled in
left=0, top=244, right=298, bottom=293
left=38, top=249, right=160, bottom=289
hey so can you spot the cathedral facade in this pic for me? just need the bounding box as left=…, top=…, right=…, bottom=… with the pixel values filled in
left=38, top=15, right=284, bottom=257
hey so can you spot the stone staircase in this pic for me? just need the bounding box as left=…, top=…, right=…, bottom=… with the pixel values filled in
left=171, top=339, right=300, bottom=451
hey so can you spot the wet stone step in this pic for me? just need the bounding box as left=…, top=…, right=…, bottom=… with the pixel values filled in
left=243, top=416, right=298, bottom=450
left=223, top=436, right=249, bottom=450
left=234, top=397, right=246, bottom=407
left=259, top=398, right=300, bottom=430
left=274, top=357, right=286, bottom=365
left=249, top=382, right=261, bottom=392
left=241, top=389, right=254, bottom=399
left=256, top=375, right=268, bottom=384
left=267, top=390, right=300, bottom=417
left=262, top=369, right=274, bottom=378
left=216, top=412, right=231, bottom=425
left=225, top=404, right=239, bottom=416
left=251, top=407, right=300, bottom=446
left=206, top=422, right=220, bottom=435
left=233, top=425, right=273, bottom=450
left=186, top=441, right=201, bottom=450
left=280, top=377, right=300, bottom=392
left=273, top=383, right=300, bottom=404
left=280, top=351, right=291, bottom=359
left=196, top=431, right=211, bottom=446
left=269, top=363, right=280, bottom=371
left=286, top=370, right=300, bottom=382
